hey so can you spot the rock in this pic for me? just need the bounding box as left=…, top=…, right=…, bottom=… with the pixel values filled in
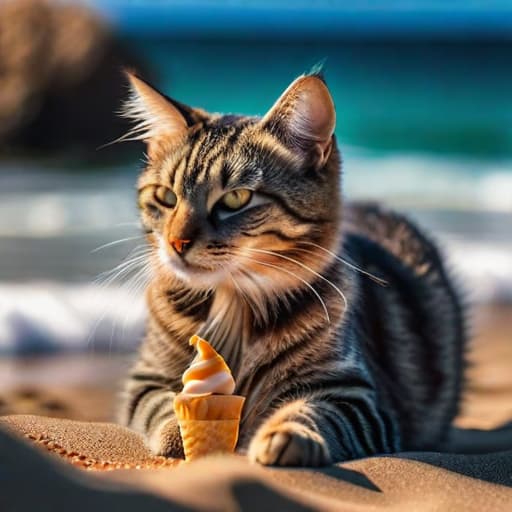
left=0, top=0, right=148, bottom=158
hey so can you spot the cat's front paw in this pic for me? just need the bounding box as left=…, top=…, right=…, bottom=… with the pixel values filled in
left=248, top=421, right=331, bottom=467
left=147, top=416, right=184, bottom=459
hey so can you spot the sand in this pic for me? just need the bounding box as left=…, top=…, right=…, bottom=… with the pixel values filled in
left=0, top=304, right=511, bottom=511
left=1, top=415, right=512, bottom=511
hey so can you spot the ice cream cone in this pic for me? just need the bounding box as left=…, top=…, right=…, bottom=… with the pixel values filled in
left=174, top=393, right=245, bottom=460
left=174, top=335, right=245, bottom=461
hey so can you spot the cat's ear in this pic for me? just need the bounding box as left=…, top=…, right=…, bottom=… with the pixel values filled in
left=261, top=74, right=336, bottom=170
left=122, top=72, right=199, bottom=157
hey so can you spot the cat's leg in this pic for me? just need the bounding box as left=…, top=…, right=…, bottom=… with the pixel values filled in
left=119, top=326, right=193, bottom=458
left=119, top=373, right=184, bottom=458
left=248, top=394, right=397, bottom=467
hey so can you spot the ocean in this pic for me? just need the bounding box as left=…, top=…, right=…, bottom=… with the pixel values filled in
left=0, top=37, right=510, bottom=353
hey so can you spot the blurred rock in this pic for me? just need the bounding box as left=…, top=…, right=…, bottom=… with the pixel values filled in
left=0, top=0, right=148, bottom=158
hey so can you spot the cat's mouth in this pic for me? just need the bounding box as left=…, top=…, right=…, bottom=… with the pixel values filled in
left=171, top=256, right=212, bottom=274
left=169, top=259, right=230, bottom=287
left=157, top=239, right=230, bottom=286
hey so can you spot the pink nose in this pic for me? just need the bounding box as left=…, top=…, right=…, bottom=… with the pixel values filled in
left=169, top=238, right=191, bottom=254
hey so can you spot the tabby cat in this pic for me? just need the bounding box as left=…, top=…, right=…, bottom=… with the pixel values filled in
left=119, top=71, right=465, bottom=466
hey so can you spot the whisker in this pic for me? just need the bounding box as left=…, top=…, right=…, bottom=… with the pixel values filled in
left=91, top=235, right=146, bottom=254
left=245, top=247, right=348, bottom=311
left=214, top=253, right=257, bottom=322
left=237, top=266, right=273, bottom=325
left=114, top=221, right=142, bottom=228
left=235, top=252, right=330, bottom=324
left=94, top=246, right=152, bottom=285
left=232, top=268, right=268, bottom=324
left=113, top=261, right=152, bottom=351
left=87, top=246, right=152, bottom=350
left=299, top=241, right=387, bottom=286
left=229, top=273, right=252, bottom=311
left=94, top=253, right=150, bottom=288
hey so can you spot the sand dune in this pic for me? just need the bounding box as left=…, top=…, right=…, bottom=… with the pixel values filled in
left=1, top=414, right=512, bottom=512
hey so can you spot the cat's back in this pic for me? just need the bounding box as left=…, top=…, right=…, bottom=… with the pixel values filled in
left=343, top=201, right=442, bottom=279
left=341, top=201, right=466, bottom=449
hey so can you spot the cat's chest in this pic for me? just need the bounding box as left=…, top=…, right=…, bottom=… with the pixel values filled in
left=213, top=334, right=265, bottom=379
left=200, top=329, right=268, bottom=388
left=236, top=338, right=267, bottom=373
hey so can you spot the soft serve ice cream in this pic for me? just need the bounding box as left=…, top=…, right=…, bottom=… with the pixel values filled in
left=181, top=335, right=235, bottom=395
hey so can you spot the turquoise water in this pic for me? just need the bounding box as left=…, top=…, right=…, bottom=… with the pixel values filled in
left=128, top=39, right=512, bottom=157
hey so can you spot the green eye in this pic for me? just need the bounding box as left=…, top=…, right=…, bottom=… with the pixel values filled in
left=154, top=186, right=177, bottom=208
left=220, top=189, right=252, bottom=211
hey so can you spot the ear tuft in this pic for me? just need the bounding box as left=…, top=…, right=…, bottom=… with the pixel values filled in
left=262, top=74, right=336, bottom=169
left=121, top=71, right=188, bottom=145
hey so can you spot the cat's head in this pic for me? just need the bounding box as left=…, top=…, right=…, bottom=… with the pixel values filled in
left=124, top=72, right=342, bottom=295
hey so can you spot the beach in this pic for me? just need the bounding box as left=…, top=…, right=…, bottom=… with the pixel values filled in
left=1, top=302, right=511, bottom=511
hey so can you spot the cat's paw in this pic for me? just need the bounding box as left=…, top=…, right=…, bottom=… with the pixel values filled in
left=147, top=416, right=184, bottom=459
left=248, top=421, right=331, bottom=467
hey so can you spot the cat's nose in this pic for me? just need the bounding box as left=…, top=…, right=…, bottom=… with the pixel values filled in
left=169, top=238, right=191, bottom=255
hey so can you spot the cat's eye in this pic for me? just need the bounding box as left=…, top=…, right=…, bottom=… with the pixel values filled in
left=219, top=189, right=252, bottom=211
left=138, top=187, right=157, bottom=210
left=138, top=186, right=177, bottom=220
left=154, top=186, right=177, bottom=208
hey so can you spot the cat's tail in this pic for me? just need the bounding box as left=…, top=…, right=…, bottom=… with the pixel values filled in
left=441, top=423, right=512, bottom=453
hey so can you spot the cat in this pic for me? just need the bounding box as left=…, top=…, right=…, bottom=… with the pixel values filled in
left=118, top=70, right=466, bottom=467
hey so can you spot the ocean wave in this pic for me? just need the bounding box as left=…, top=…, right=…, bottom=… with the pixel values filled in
left=0, top=283, right=145, bottom=355
left=344, top=149, right=512, bottom=213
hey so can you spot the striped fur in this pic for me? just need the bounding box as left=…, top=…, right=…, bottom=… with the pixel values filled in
left=118, top=72, right=466, bottom=466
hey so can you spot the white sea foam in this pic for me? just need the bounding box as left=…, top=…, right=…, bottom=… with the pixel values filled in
left=344, top=149, right=512, bottom=212
left=0, top=235, right=510, bottom=355
left=0, top=283, right=145, bottom=354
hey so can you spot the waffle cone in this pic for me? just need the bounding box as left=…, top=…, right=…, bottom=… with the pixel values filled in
left=174, top=394, right=245, bottom=461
